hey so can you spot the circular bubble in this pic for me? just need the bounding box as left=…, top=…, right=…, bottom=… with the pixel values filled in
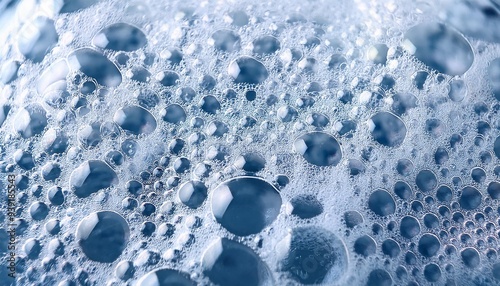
left=461, top=247, right=480, bottom=268
left=14, top=104, right=48, bottom=138
left=493, top=262, right=500, bottom=280
left=290, top=194, right=323, bottom=219
left=276, top=226, right=348, bottom=284
left=228, top=56, right=268, bottom=84
left=162, top=104, right=187, bottom=124
left=178, top=181, right=207, bottom=209
left=252, top=35, right=280, bottom=55
left=30, top=201, right=49, bottom=221
left=137, top=268, right=195, bottom=286
left=366, top=269, right=392, bottom=286
left=459, top=186, right=482, bottom=210
left=424, top=263, right=441, bottom=282
left=70, top=160, right=118, bottom=198
left=113, top=105, right=157, bottom=135
left=436, top=185, right=452, bottom=202
left=92, top=23, right=147, bottom=52
left=344, top=210, right=363, bottom=228
left=368, top=189, right=396, bottom=217
left=418, top=234, right=441, bottom=258
left=202, top=238, right=273, bottom=286
left=294, top=131, right=342, bottom=166
left=381, top=239, right=400, bottom=258
left=403, top=22, right=474, bottom=76
left=354, top=235, right=376, bottom=257
left=210, top=29, right=241, bottom=52
left=211, top=176, right=281, bottom=236
left=488, top=181, right=500, bottom=199
left=76, top=211, right=129, bottom=263
left=415, top=169, right=437, bottom=192
left=369, top=112, right=407, bottom=147
left=494, top=136, right=500, bottom=159
left=394, top=181, right=412, bottom=200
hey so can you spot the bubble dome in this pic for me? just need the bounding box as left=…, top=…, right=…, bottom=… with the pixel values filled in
left=1, top=0, right=500, bottom=285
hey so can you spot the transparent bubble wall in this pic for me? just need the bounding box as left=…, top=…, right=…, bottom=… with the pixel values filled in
left=1, top=0, right=500, bottom=285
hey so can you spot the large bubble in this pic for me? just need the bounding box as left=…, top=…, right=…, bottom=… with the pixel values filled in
left=368, top=112, right=407, bottom=147
left=76, top=211, right=129, bottom=263
left=403, top=22, right=474, bottom=76
left=276, top=226, right=348, bottom=284
left=294, top=132, right=342, bottom=166
left=137, top=268, right=195, bottom=286
left=211, top=176, right=281, bottom=236
left=202, top=238, right=273, bottom=286
left=70, top=160, right=118, bottom=198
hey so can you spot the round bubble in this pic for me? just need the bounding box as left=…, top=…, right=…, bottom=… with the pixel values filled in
left=415, top=169, right=437, bottom=192
left=381, top=239, right=400, bottom=258
left=461, top=247, right=480, bottom=268
left=76, top=211, right=129, bottom=263
left=493, top=262, right=500, bottom=280
left=178, top=181, right=207, bottom=209
left=210, top=29, right=241, bottom=52
left=14, top=104, right=48, bottom=138
left=161, top=104, right=187, bottom=124
left=92, top=23, right=147, bottom=51
left=290, top=195, right=323, bottom=219
left=494, top=136, right=500, bottom=159
left=294, top=132, right=342, bottom=166
left=424, top=263, right=441, bottom=282
left=202, top=238, right=273, bottom=286
left=354, top=235, right=376, bottom=257
left=366, top=269, right=392, bottom=286
left=228, top=56, right=268, bottom=84
left=211, top=176, right=281, bottom=236
left=70, top=160, right=118, bottom=198
left=459, top=186, right=482, bottom=210
left=276, top=226, right=348, bottom=284
left=418, top=234, right=441, bottom=257
left=488, top=181, right=500, bottom=199
left=344, top=210, right=363, bottom=228
left=394, top=181, right=412, bottom=200
left=403, top=22, right=473, bottom=76
left=113, top=105, right=157, bottom=135
left=369, top=112, right=407, bottom=147
left=67, top=48, right=122, bottom=87
left=368, top=189, right=395, bottom=217
left=137, top=268, right=195, bottom=286
left=436, top=185, right=452, bottom=202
